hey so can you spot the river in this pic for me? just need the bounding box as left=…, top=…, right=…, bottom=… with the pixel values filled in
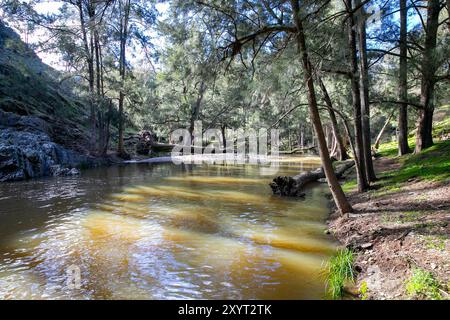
left=0, top=156, right=336, bottom=299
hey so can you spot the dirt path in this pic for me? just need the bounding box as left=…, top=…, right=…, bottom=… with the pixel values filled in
left=328, top=157, right=450, bottom=300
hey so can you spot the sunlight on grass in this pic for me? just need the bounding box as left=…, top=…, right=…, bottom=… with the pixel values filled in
left=323, top=248, right=354, bottom=299
left=342, top=139, right=450, bottom=200
left=385, top=140, right=450, bottom=184
left=406, top=268, right=443, bottom=300
left=377, top=115, right=450, bottom=158
left=342, top=179, right=357, bottom=193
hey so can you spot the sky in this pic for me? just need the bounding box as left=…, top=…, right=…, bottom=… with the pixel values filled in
left=34, top=1, right=63, bottom=15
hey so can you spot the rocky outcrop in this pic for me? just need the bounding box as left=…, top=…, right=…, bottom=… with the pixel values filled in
left=0, top=110, right=92, bottom=182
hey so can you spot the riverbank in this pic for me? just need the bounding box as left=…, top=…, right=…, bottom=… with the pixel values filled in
left=328, top=140, right=450, bottom=300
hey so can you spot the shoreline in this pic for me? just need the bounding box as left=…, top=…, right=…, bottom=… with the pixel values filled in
left=326, top=155, right=450, bottom=300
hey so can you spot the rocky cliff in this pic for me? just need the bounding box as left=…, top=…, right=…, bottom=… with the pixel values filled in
left=0, top=21, right=101, bottom=182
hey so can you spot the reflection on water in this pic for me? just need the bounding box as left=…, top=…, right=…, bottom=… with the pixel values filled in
left=0, top=156, right=336, bottom=300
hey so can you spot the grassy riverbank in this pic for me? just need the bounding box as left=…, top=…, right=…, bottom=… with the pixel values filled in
left=327, top=136, right=450, bottom=300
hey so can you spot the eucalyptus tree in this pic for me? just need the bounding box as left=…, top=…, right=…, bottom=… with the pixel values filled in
left=345, top=0, right=369, bottom=192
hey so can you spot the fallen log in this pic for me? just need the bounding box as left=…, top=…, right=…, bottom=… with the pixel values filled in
left=149, top=143, right=227, bottom=154
left=279, top=146, right=317, bottom=155
left=270, top=160, right=355, bottom=197
left=150, top=143, right=176, bottom=153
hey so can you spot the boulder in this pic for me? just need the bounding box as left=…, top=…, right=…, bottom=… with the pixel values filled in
left=0, top=125, right=91, bottom=182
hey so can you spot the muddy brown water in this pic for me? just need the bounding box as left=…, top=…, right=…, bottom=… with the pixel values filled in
left=0, top=156, right=336, bottom=299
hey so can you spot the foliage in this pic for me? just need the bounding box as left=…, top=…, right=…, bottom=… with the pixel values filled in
left=422, top=235, right=446, bottom=251
left=406, top=268, right=443, bottom=300
left=359, top=281, right=369, bottom=300
left=1, top=0, right=448, bottom=156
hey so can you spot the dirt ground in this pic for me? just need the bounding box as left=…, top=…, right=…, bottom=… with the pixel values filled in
left=328, top=158, right=450, bottom=300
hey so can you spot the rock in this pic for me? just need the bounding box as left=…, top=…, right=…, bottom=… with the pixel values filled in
left=68, top=168, right=80, bottom=176
left=361, top=242, right=374, bottom=250
left=0, top=125, right=92, bottom=182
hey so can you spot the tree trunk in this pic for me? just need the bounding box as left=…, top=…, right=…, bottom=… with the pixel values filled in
left=221, top=124, right=227, bottom=153
left=117, top=0, right=131, bottom=157
left=374, top=110, right=395, bottom=150
left=318, top=77, right=349, bottom=161
left=77, top=0, right=96, bottom=152
left=356, top=2, right=377, bottom=182
left=415, top=0, right=440, bottom=153
left=103, top=99, right=112, bottom=155
left=288, top=129, right=292, bottom=151
left=331, top=133, right=338, bottom=158
left=447, top=0, right=450, bottom=31
left=290, top=0, right=353, bottom=215
left=299, top=124, right=304, bottom=148
left=346, top=0, right=369, bottom=192
left=189, top=81, right=206, bottom=138
left=398, top=0, right=411, bottom=156
left=118, top=91, right=125, bottom=155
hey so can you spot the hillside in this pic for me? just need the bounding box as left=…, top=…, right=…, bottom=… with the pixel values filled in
left=0, top=21, right=100, bottom=181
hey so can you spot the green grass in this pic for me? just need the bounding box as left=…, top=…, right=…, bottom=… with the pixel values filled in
left=378, top=136, right=415, bottom=158
left=344, top=139, right=450, bottom=195
left=406, top=268, right=443, bottom=300
left=383, top=140, right=450, bottom=184
left=434, top=116, right=450, bottom=139
left=422, top=235, right=447, bottom=251
left=381, top=211, right=426, bottom=224
left=323, top=248, right=355, bottom=299
left=342, top=179, right=357, bottom=193
left=377, top=115, right=450, bottom=158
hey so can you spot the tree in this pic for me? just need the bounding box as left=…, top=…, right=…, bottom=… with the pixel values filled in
left=415, top=0, right=441, bottom=153
left=398, top=0, right=410, bottom=155
left=356, top=0, right=377, bottom=181
left=346, top=0, right=369, bottom=192
left=290, top=0, right=353, bottom=214
left=318, top=77, right=349, bottom=161
left=116, top=0, right=131, bottom=156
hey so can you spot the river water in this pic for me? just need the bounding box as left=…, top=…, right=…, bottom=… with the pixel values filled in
left=0, top=156, right=336, bottom=299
